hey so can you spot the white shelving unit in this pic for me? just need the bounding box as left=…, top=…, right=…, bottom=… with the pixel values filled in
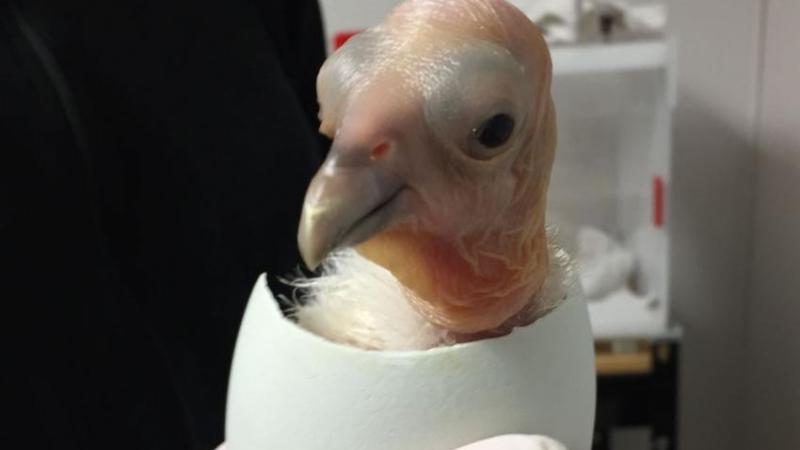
left=551, top=39, right=677, bottom=108
left=548, top=39, right=675, bottom=339
left=552, top=40, right=670, bottom=75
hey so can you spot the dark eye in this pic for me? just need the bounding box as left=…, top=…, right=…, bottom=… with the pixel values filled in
left=472, top=113, right=515, bottom=149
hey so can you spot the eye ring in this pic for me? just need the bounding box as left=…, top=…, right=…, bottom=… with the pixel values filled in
left=472, top=113, right=515, bottom=151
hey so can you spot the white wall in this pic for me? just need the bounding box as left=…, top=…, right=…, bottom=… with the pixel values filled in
left=667, top=1, right=762, bottom=449
left=670, top=1, right=800, bottom=449
left=744, top=1, right=800, bottom=449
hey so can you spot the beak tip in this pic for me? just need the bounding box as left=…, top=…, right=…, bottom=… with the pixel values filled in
left=300, top=252, right=323, bottom=272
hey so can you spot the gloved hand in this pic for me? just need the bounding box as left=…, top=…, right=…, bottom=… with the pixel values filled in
left=215, top=434, right=567, bottom=450
left=457, top=435, right=568, bottom=449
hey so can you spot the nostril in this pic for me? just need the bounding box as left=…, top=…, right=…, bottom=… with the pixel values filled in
left=370, top=142, right=391, bottom=161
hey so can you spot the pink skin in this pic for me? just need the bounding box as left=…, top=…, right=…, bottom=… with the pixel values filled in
left=298, top=0, right=557, bottom=334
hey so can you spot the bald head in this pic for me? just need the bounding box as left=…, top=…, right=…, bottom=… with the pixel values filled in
left=299, top=0, right=557, bottom=334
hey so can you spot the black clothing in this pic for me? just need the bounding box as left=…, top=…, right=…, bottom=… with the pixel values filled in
left=1, top=1, right=327, bottom=448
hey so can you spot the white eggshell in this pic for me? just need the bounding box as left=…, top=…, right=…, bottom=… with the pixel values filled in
left=226, top=274, right=596, bottom=450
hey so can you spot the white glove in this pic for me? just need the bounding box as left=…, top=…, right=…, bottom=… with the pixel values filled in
left=216, top=434, right=568, bottom=450
left=456, top=434, right=568, bottom=450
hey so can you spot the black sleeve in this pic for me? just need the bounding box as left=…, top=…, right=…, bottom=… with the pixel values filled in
left=1, top=3, right=193, bottom=448
left=253, top=0, right=332, bottom=154
left=3, top=0, right=329, bottom=449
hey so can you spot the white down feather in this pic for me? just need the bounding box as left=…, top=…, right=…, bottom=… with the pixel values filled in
left=287, top=230, right=574, bottom=351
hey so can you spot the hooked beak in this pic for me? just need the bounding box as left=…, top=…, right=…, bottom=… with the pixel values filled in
left=297, top=143, right=404, bottom=269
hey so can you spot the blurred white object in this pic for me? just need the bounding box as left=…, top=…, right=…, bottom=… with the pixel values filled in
left=508, top=0, right=580, bottom=43
left=576, top=226, right=635, bottom=299
left=587, top=288, right=665, bottom=338
left=226, top=275, right=596, bottom=450
left=573, top=226, right=667, bottom=337
left=622, top=1, right=667, bottom=30
left=457, top=434, right=568, bottom=450
left=579, top=0, right=667, bottom=41
left=219, top=434, right=568, bottom=450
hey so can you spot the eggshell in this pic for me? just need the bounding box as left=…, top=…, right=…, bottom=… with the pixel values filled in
left=226, top=274, right=596, bottom=450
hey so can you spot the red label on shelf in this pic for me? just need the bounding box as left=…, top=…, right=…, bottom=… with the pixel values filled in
left=334, top=31, right=362, bottom=50
left=653, top=176, right=665, bottom=227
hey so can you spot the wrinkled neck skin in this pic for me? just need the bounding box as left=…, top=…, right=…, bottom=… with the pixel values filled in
left=358, top=102, right=557, bottom=334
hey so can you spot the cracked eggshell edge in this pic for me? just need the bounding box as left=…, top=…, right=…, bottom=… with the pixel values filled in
left=226, top=274, right=596, bottom=450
